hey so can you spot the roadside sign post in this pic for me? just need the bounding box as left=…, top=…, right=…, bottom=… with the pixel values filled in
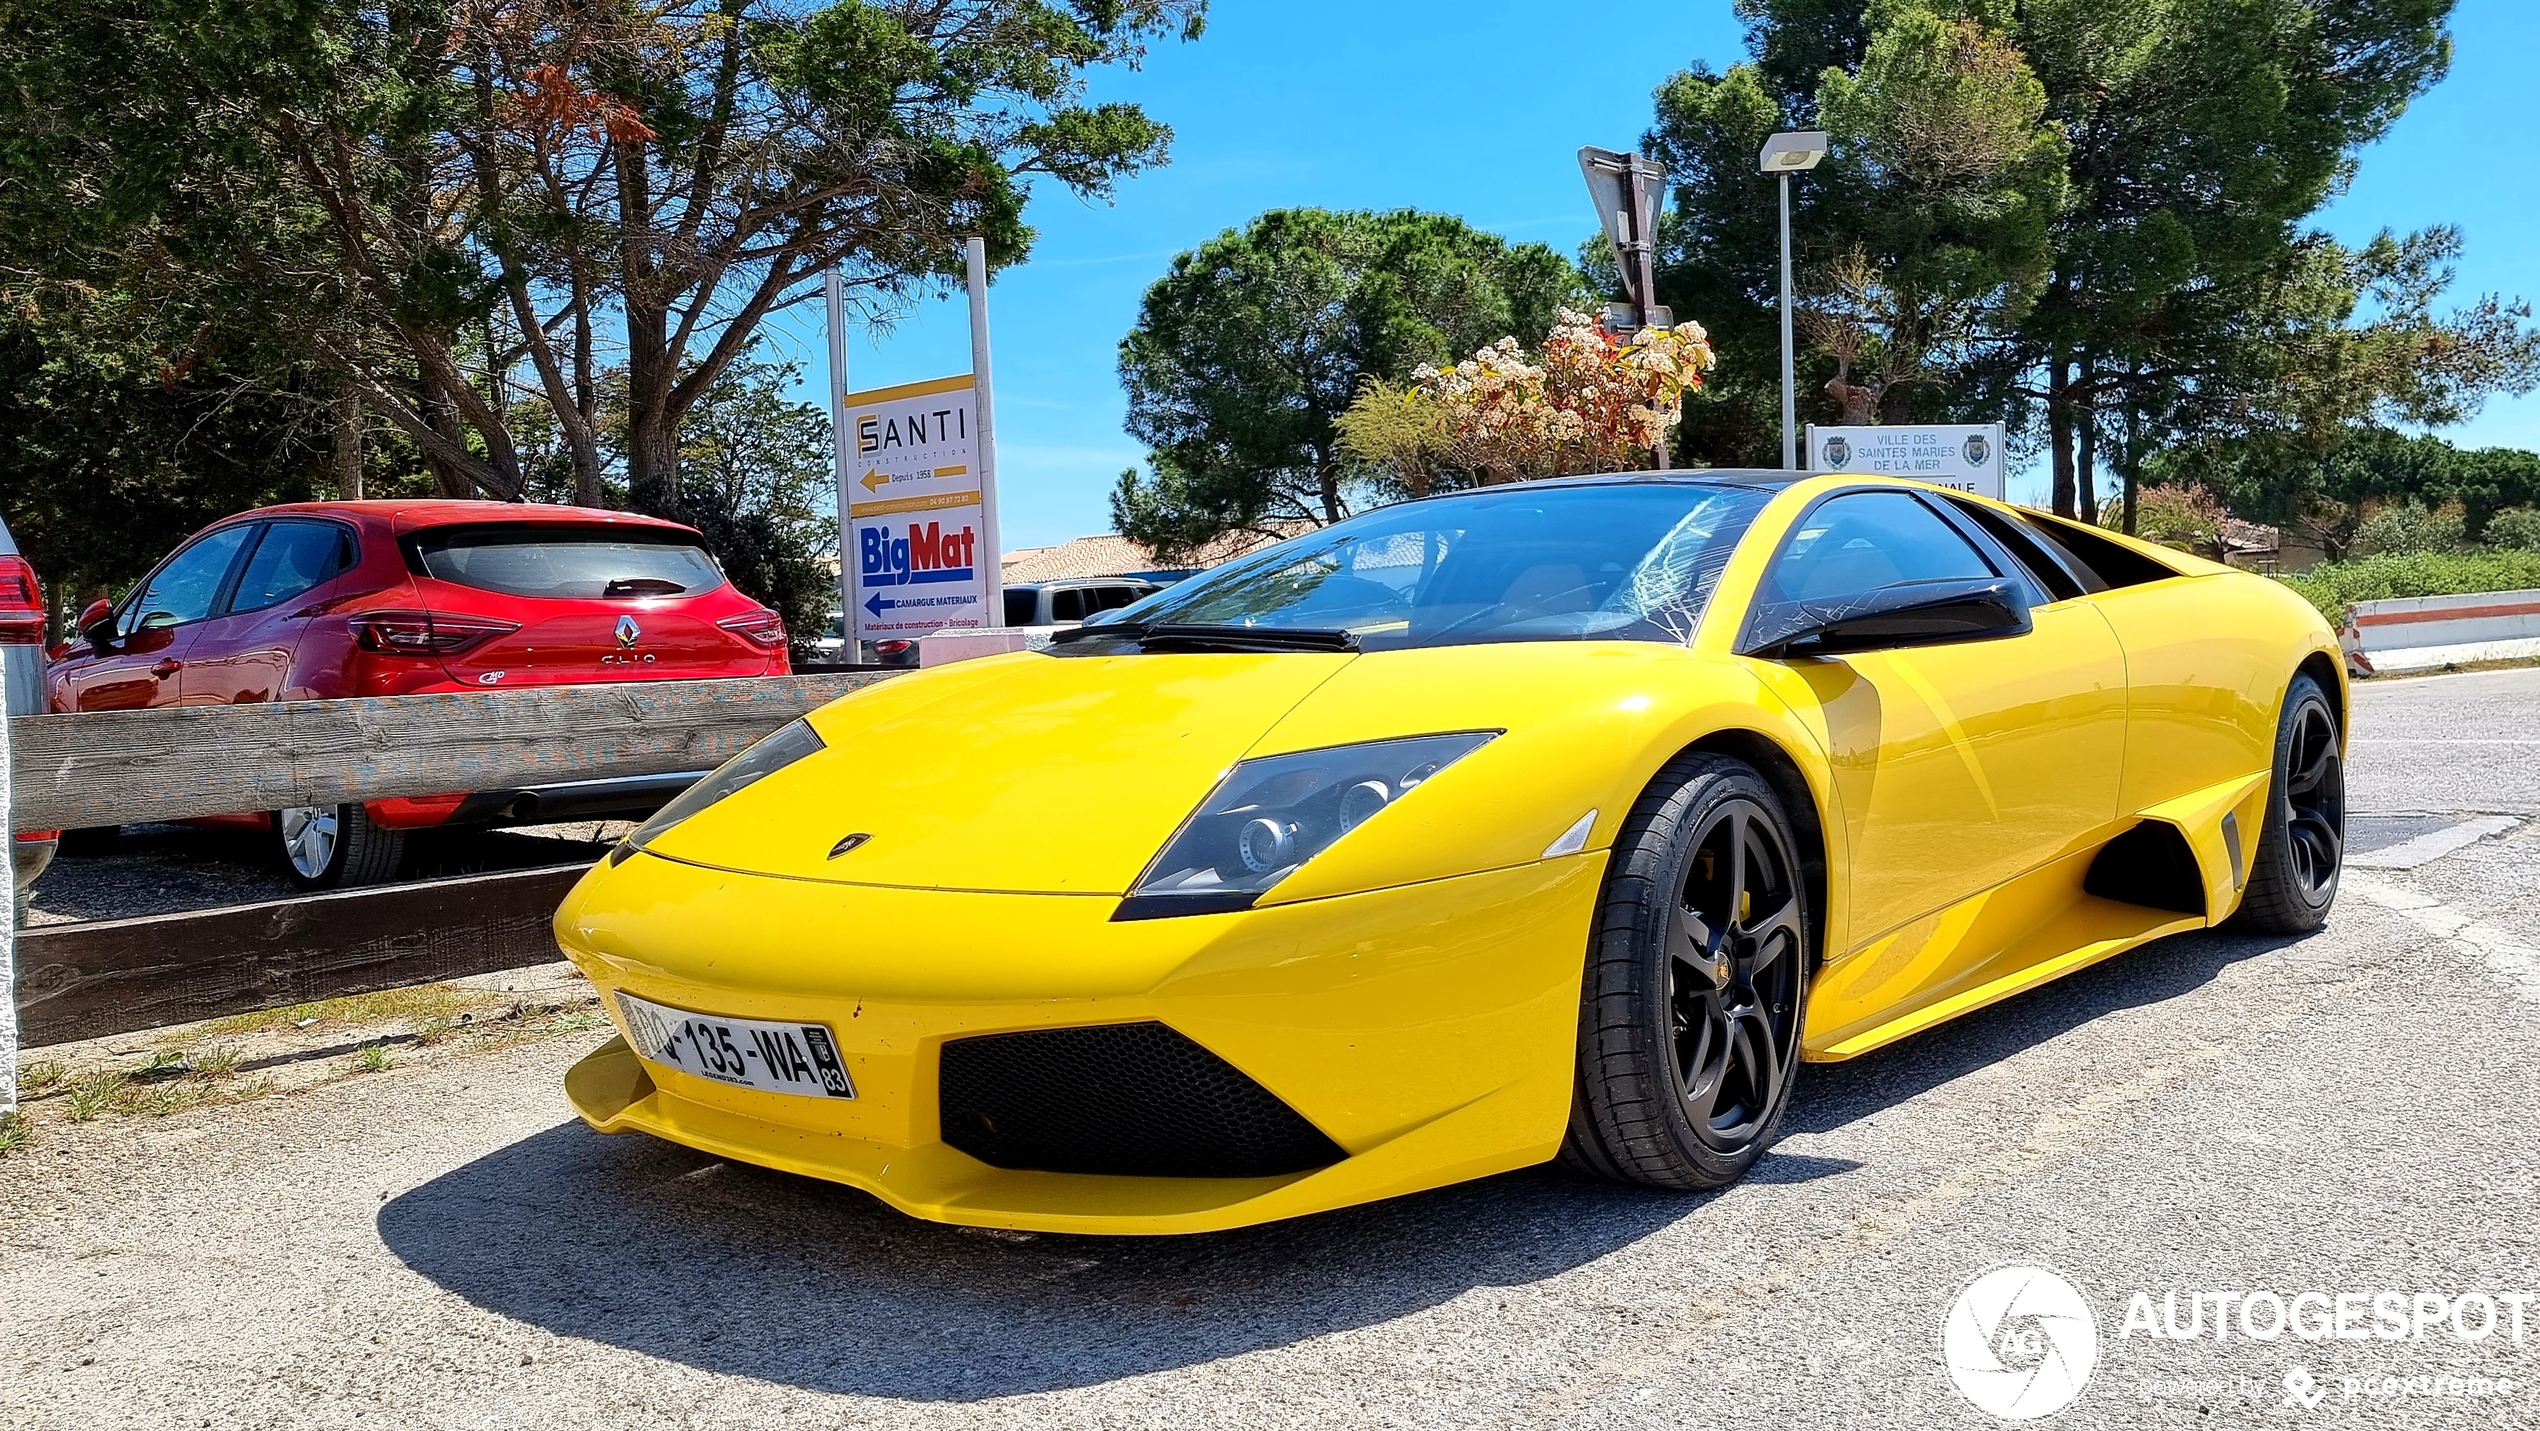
left=964, top=236, right=1005, bottom=628
left=831, top=241, right=1006, bottom=652
left=1806, top=422, right=2008, bottom=499
left=1579, top=146, right=1671, bottom=470
left=844, top=376, right=992, bottom=643
left=824, top=268, right=856, bottom=658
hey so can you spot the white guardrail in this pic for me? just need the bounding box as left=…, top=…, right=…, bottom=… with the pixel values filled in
left=2340, top=587, right=2540, bottom=675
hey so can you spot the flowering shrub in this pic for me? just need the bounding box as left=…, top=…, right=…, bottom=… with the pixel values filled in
left=1336, top=309, right=1715, bottom=492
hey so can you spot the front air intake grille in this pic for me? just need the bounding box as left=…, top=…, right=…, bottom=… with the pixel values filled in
left=938, top=1022, right=1345, bottom=1179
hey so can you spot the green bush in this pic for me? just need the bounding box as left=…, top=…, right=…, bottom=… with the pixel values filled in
left=2483, top=506, right=2540, bottom=551
left=2278, top=549, right=2540, bottom=623
left=2102, top=482, right=2223, bottom=552
left=2351, top=498, right=2471, bottom=557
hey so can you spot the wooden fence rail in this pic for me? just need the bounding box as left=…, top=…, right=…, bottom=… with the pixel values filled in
left=7, top=670, right=910, bottom=1051
left=9, top=671, right=895, bottom=833
left=16, top=865, right=589, bottom=1047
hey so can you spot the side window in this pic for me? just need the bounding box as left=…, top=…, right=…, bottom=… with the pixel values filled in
left=228, top=521, right=354, bottom=615
left=1004, top=588, right=1039, bottom=626
left=121, top=525, right=257, bottom=635
left=1088, top=585, right=1140, bottom=612
left=1759, top=491, right=1998, bottom=607
left=2019, top=513, right=2179, bottom=590
left=1049, top=587, right=1089, bottom=622
left=1942, top=499, right=2086, bottom=602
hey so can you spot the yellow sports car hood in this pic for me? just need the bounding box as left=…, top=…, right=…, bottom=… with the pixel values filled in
left=637, top=641, right=1808, bottom=903
left=639, top=650, right=1354, bottom=894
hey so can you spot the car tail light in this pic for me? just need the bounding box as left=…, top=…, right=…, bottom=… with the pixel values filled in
left=718, top=609, right=787, bottom=649
left=0, top=554, right=45, bottom=644
left=348, top=609, right=520, bottom=656
left=875, top=639, right=914, bottom=657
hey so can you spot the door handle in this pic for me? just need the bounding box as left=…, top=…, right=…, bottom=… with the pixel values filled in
left=151, top=658, right=184, bottom=678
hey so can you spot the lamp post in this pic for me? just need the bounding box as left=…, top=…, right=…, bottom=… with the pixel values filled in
left=1758, top=131, right=1827, bottom=471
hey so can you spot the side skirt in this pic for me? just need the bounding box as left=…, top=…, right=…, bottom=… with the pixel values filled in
left=1801, top=771, right=2269, bottom=1063
left=1802, top=845, right=2203, bottom=1062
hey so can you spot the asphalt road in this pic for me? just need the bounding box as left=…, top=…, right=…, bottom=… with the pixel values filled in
left=3, top=668, right=2536, bottom=1430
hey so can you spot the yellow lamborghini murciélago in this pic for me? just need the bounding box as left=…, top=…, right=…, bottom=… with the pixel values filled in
left=556, top=472, right=2347, bottom=1233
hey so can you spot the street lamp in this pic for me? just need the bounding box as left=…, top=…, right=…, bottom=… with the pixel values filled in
left=1759, top=130, right=1827, bottom=471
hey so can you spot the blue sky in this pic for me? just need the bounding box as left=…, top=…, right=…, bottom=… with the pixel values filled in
left=767, top=0, right=2540, bottom=548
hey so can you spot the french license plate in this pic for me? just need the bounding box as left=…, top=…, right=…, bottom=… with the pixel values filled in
left=614, top=992, right=856, bottom=1100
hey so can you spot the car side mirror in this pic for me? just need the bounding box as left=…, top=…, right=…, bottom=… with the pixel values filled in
left=76, top=598, right=116, bottom=655
left=1741, top=578, right=2033, bottom=659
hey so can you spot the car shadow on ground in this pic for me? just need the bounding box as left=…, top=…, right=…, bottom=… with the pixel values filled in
left=379, top=1125, right=1733, bottom=1400
left=377, top=923, right=2311, bottom=1402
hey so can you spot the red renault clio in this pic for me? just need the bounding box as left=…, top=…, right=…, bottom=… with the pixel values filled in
left=49, top=501, right=788, bottom=887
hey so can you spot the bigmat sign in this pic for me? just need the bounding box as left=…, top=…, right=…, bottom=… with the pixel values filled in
left=845, top=375, right=991, bottom=642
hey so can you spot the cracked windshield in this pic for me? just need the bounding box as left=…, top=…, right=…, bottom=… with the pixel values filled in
left=1080, top=483, right=1772, bottom=652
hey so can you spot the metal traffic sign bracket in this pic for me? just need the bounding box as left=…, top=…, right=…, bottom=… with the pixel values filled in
left=1581, top=146, right=1673, bottom=467
left=1578, top=146, right=1668, bottom=322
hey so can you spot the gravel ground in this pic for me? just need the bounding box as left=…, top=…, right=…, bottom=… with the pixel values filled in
left=1, top=670, right=2535, bottom=1430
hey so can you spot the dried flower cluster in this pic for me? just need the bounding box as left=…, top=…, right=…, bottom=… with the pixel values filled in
left=1339, top=309, right=1716, bottom=494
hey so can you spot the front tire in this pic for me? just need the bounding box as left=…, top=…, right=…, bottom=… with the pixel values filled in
left=277, top=802, right=405, bottom=890
left=2231, top=673, right=2344, bottom=934
left=1563, top=753, right=1811, bottom=1191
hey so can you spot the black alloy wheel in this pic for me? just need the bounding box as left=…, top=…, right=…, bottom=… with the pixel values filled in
left=1565, top=752, right=1811, bottom=1191
left=1671, top=799, right=1806, bottom=1152
left=2232, top=673, right=2345, bottom=933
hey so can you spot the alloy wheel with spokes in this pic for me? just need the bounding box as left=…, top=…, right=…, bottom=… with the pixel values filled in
left=2232, top=672, right=2345, bottom=934
left=274, top=800, right=406, bottom=891
left=1666, top=799, right=1806, bottom=1155
left=2281, top=700, right=2344, bottom=902
left=281, top=804, right=339, bottom=881
left=1565, top=752, right=1813, bottom=1191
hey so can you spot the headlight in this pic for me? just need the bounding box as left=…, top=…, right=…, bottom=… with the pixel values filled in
left=611, top=718, right=826, bottom=864
left=1119, top=732, right=1496, bottom=918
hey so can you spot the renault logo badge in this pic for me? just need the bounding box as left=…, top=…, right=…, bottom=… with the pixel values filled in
left=615, top=615, right=641, bottom=648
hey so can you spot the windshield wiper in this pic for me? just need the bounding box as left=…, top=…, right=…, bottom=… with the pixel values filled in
left=604, top=577, right=688, bottom=598
left=1050, top=621, right=1360, bottom=653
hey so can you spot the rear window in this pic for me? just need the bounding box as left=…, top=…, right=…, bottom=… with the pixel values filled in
left=411, top=526, right=725, bottom=600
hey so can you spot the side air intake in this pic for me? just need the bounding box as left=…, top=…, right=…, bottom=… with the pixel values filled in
left=938, top=1021, right=1345, bottom=1179
left=2083, top=821, right=2207, bottom=917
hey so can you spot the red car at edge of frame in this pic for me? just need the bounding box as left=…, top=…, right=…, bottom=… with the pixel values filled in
left=46, top=500, right=789, bottom=888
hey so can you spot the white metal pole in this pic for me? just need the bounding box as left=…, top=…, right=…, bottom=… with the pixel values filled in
left=1, top=650, right=17, bottom=1117
left=1779, top=171, right=1797, bottom=471
left=964, top=237, right=1006, bottom=627
left=825, top=268, right=857, bottom=661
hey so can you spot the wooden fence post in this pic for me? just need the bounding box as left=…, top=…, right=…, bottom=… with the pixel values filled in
left=2, top=650, right=17, bottom=1115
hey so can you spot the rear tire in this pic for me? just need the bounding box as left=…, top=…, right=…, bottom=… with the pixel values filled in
left=277, top=802, right=405, bottom=890
left=2231, top=673, right=2344, bottom=934
left=1562, top=752, right=1811, bottom=1191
